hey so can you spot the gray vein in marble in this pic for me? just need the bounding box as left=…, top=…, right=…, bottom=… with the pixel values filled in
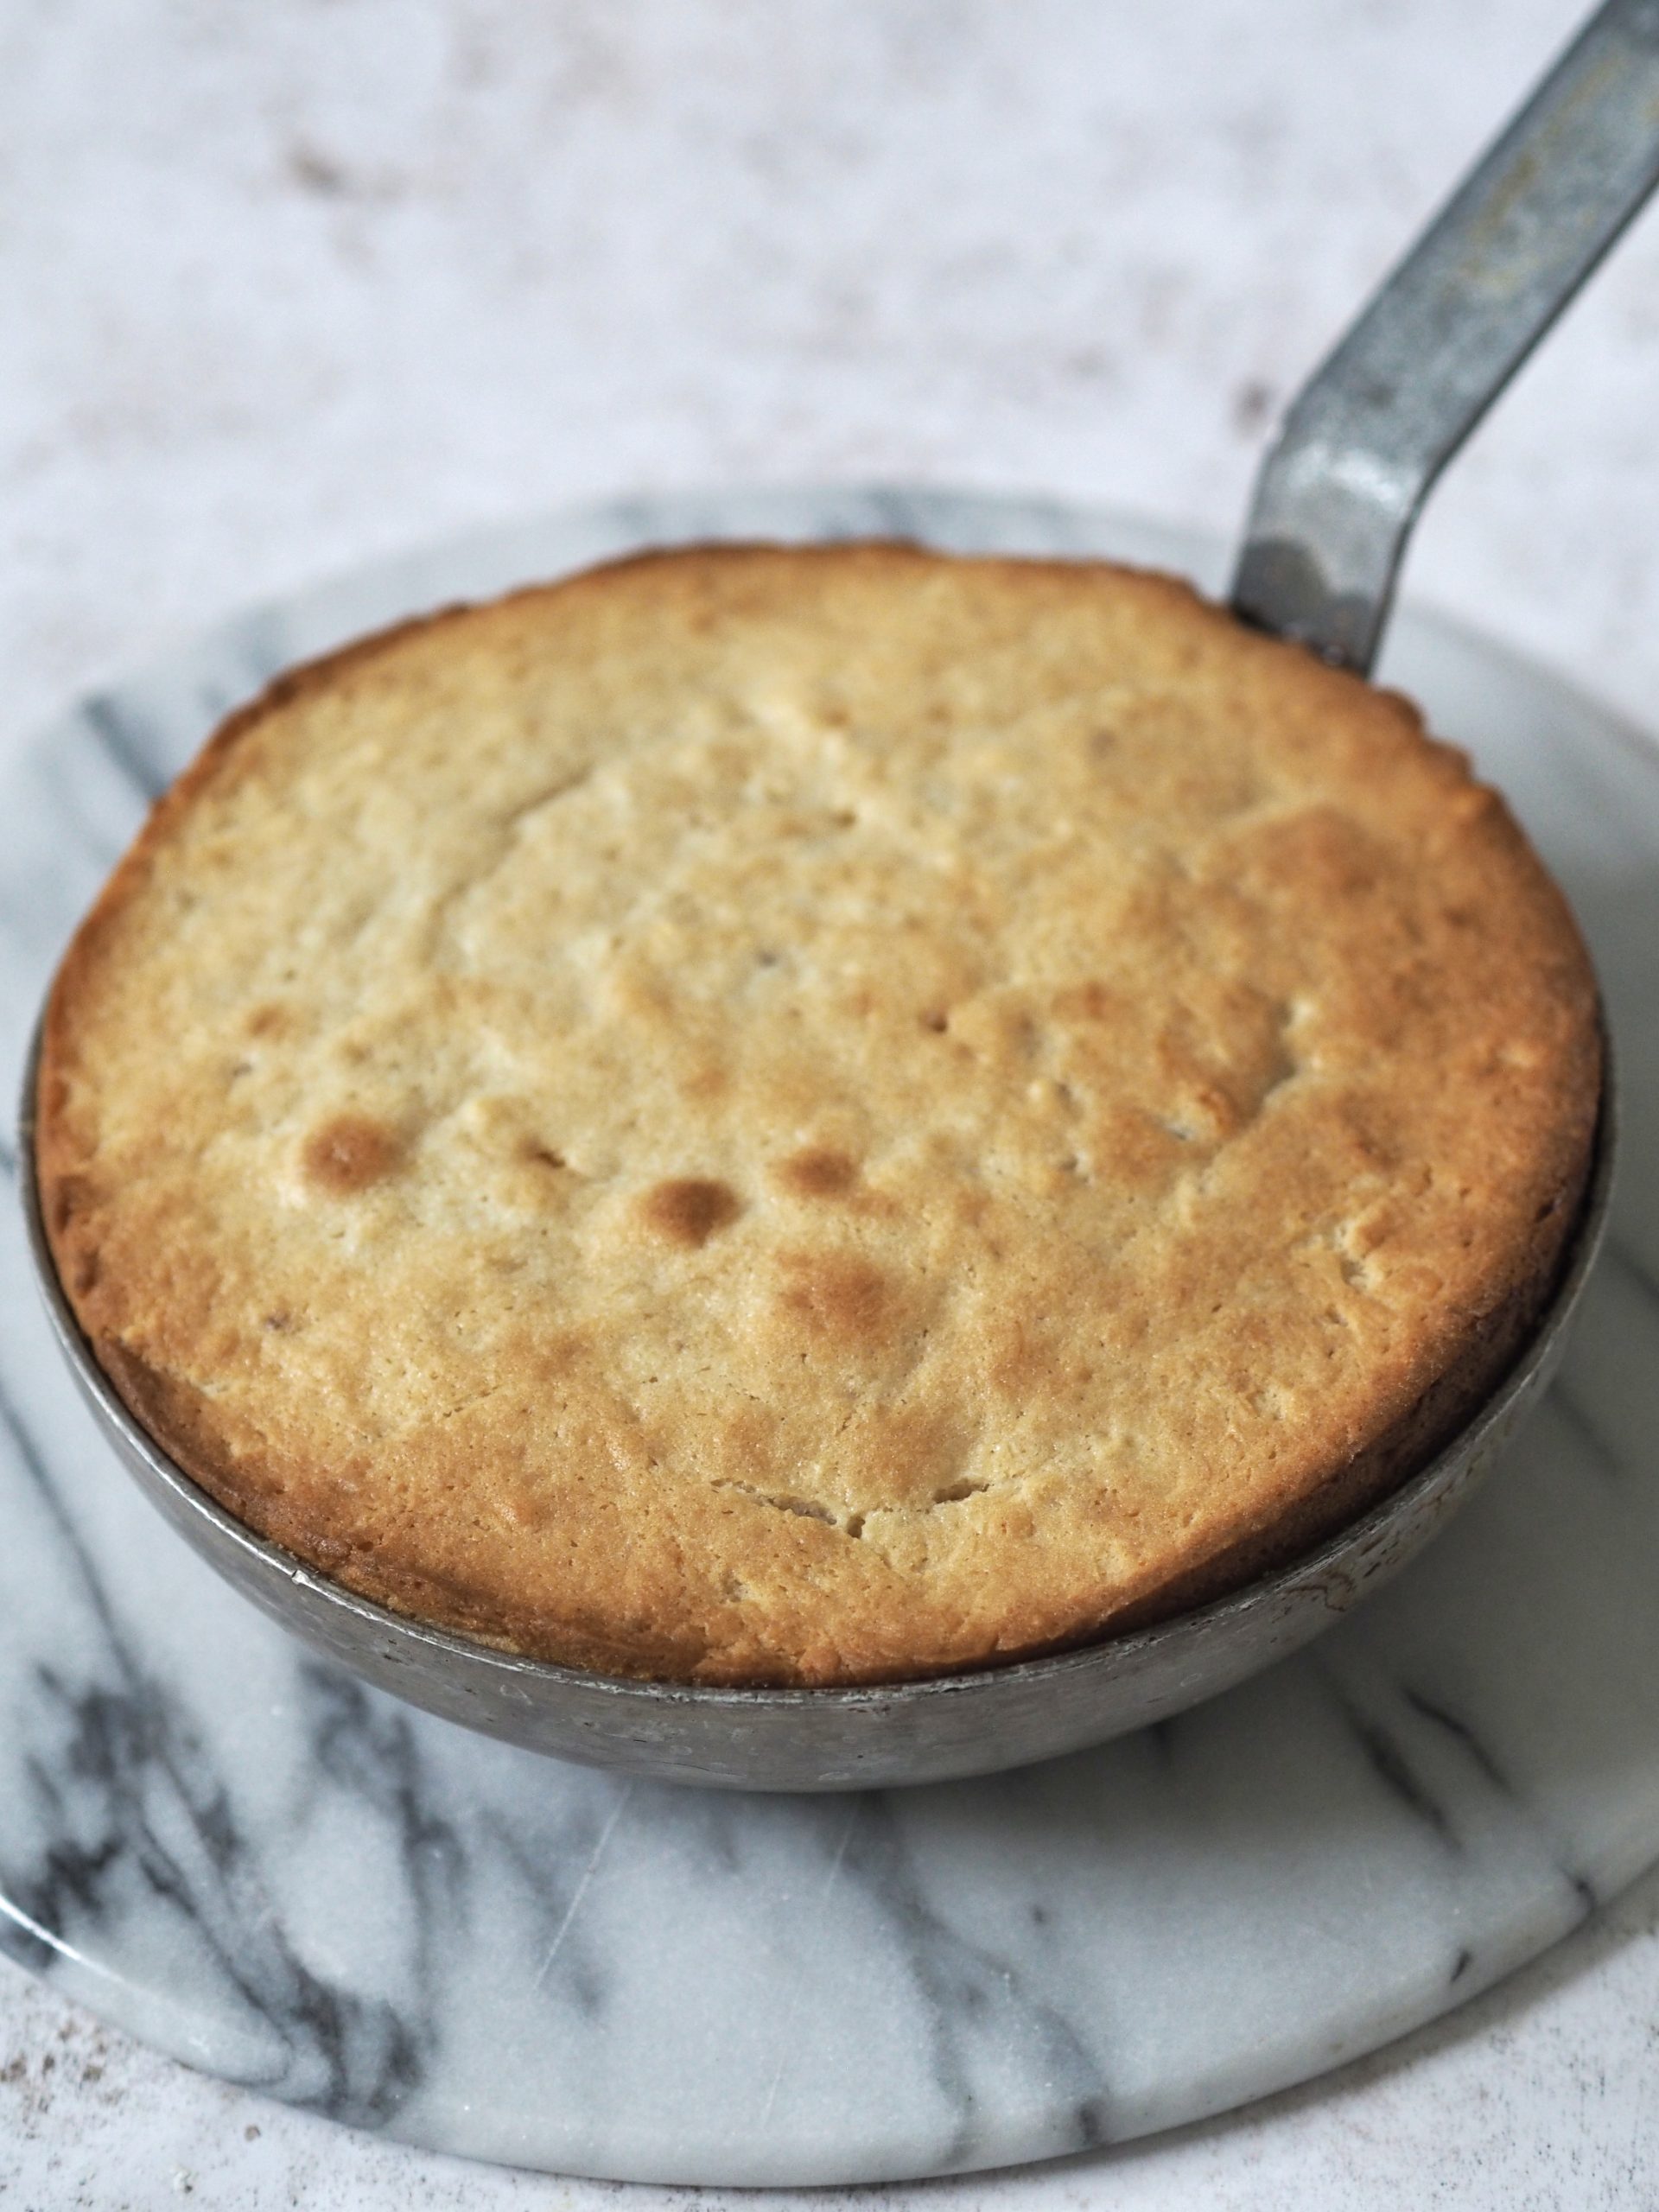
left=1400, top=1688, right=1599, bottom=1920
left=0, top=1368, right=434, bottom=2126
left=849, top=1794, right=1113, bottom=2167
left=1544, top=1379, right=1624, bottom=1484
left=1321, top=1682, right=1462, bottom=1858
left=77, top=696, right=168, bottom=806
left=1606, top=1233, right=1659, bottom=1310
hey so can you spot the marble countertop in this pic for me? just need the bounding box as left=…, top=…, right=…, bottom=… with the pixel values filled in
left=4, top=2, right=1659, bottom=2203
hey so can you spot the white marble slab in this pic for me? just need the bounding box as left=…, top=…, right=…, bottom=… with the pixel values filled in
left=0, top=488, right=1655, bottom=2188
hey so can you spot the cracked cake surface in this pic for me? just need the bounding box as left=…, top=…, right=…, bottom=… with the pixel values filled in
left=36, top=543, right=1601, bottom=1684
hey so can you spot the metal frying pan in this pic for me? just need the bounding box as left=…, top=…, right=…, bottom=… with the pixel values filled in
left=21, top=1, right=1654, bottom=1788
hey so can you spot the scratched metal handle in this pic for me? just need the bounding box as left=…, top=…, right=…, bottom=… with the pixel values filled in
left=1232, top=0, right=1659, bottom=674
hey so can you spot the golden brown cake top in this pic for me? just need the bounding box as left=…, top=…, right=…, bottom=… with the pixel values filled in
left=38, top=544, right=1600, bottom=1684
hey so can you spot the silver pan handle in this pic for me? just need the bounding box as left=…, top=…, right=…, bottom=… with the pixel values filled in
left=1232, top=0, right=1659, bottom=675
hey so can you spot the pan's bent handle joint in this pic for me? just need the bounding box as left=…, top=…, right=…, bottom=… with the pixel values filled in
left=1232, top=0, right=1659, bottom=675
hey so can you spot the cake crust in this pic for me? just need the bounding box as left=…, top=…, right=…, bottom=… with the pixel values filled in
left=37, top=544, right=1602, bottom=1684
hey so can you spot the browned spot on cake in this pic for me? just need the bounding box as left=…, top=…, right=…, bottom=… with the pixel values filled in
left=1248, top=804, right=1385, bottom=904
left=1090, top=1104, right=1191, bottom=1191
left=639, top=1177, right=741, bottom=1247
left=714, top=1402, right=783, bottom=1486
left=681, top=1063, right=729, bottom=1103
left=772, top=1147, right=858, bottom=1199
left=302, top=1115, right=403, bottom=1193
left=841, top=1402, right=975, bottom=1512
left=245, top=1003, right=288, bottom=1039
left=1052, top=979, right=1122, bottom=1026
left=776, top=1251, right=892, bottom=1342
left=985, top=1311, right=1070, bottom=1402
left=49, top=1173, right=93, bottom=1236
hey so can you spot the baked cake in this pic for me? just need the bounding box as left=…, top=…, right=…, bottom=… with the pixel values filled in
left=35, top=545, right=1602, bottom=1684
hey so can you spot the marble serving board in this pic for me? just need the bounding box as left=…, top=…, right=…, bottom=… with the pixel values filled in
left=1, top=487, right=1656, bottom=2189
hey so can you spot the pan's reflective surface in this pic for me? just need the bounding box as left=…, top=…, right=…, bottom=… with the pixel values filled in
left=19, top=1016, right=1614, bottom=1790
